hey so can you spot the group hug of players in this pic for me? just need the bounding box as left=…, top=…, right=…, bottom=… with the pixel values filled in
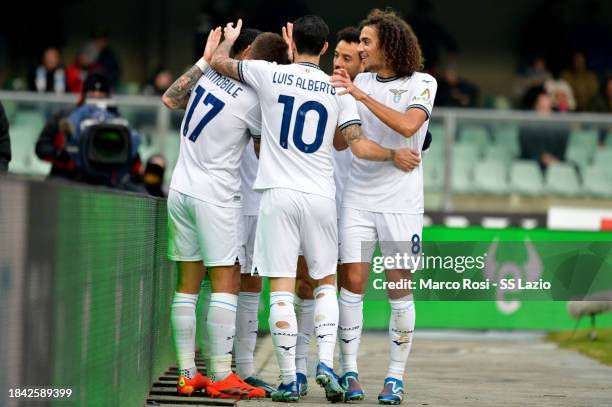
left=162, top=8, right=436, bottom=404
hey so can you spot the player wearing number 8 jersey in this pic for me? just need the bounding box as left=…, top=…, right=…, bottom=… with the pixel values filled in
left=211, top=16, right=420, bottom=403
left=330, top=9, right=437, bottom=404
left=162, top=28, right=289, bottom=398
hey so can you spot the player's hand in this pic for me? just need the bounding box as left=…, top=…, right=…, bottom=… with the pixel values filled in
left=203, top=26, right=222, bottom=63
left=282, top=22, right=294, bottom=62
left=331, top=68, right=367, bottom=101
left=393, top=148, right=421, bottom=171
left=223, top=19, right=243, bottom=43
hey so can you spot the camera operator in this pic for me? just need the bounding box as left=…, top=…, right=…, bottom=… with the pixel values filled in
left=36, top=72, right=143, bottom=188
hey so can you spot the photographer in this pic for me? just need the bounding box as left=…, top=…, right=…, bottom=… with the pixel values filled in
left=36, top=72, right=143, bottom=188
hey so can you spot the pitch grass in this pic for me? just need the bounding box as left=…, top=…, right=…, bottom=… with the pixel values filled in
left=546, top=329, right=612, bottom=366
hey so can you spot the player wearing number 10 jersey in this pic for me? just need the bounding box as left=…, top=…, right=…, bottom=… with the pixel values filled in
left=162, top=28, right=289, bottom=398
left=211, top=16, right=419, bottom=403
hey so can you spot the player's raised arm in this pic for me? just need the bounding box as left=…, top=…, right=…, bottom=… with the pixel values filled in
left=210, top=19, right=243, bottom=81
left=331, top=68, right=428, bottom=138
left=338, top=123, right=420, bottom=171
left=162, top=27, right=222, bottom=110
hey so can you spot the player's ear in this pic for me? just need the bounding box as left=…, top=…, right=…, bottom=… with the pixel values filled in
left=242, top=45, right=252, bottom=60
left=320, top=41, right=329, bottom=56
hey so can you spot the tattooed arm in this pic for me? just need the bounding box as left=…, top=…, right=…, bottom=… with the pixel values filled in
left=210, top=19, right=243, bottom=81
left=162, top=65, right=205, bottom=110
left=337, top=124, right=421, bottom=171
left=162, top=27, right=222, bottom=110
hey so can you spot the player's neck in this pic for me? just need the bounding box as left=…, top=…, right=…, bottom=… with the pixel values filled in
left=376, top=66, right=397, bottom=79
left=293, top=53, right=321, bottom=67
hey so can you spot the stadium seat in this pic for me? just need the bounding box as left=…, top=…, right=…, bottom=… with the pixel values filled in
left=483, top=144, right=515, bottom=164
left=423, top=158, right=443, bottom=192
left=565, top=144, right=591, bottom=174
left=582, top=167, right=612, bottom=198
left=605, top=132, right=612, bottom=149
left=592, top=149, right=612, bottom=173
left=452, top=144, right=480, bottom=168
left=568, top=129, right=599, bottom=156
left=509, top=160, right=544, bottom=196
left=7, top=127, right=51, bottom=176
left=12, top=110, right=45, bottom=133
left=473, top=160, right=509, bottom=195
left=493, top=126, right=520, bottom=156
left=426, top=123, right=444, bottom=159
left=457, top=125, right=490, bottom=150
left=545, top=163, right=581, bottom=197
left=451, top=162, right=473, bottom=193
left=164, top=135, right=181, bottom=184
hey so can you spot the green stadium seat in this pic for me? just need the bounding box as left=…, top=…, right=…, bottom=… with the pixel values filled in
left=493, top=125, right=520, bottom=155
left=452, top=144, right=480, bottom=169
left=509, top=160, right=544, bottom=196
left=451, top=163, right=473, bottom=193
left=582, top=166, right=612, bottom=198
left=164, top=135, right=181, bottom=184
left=423, top=158, right=443, bottom=193
left=426, top=123, right=444, bottom=159
left=605, top=132, right=612, bottom=149
left=565, top=144, right=592, bottom=173
left=473, top=160, right=509, bottom=195
left=458, top=125, right=490, bottom=150
left=1, top=100, right=17, bottom=122
left=545, top=163, right=581, bottom=196
left=7, top=127, right=51, bottom=176
left=13, top=110, right=45, bottom=132
left=483, top=144, right=515, bottom=164
left=592, top=149, right=612, bottom=173
left=428, top=123, right=443, bottom=140
left=568, top=129, right=599, bottom=156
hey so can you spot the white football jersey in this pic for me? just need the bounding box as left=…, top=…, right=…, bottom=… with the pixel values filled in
left=170, top=67, right=261, bottom=207
left=342, top=72, right=437, bottom=214
left=240, top=138, right=261, bottom=216
left=238, top=60, right=361, bottom=201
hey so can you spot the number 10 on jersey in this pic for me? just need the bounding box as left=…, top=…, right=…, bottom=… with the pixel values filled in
left=277, top=95, right=328, bottom=154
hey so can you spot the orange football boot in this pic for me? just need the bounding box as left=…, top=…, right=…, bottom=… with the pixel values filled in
left=205, top=373, right=266, bottom=399
left=177, top=372, right=213, bottom=396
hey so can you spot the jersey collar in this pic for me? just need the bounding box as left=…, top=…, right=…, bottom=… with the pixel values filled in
left=375, top=74, right=400, bottom=83
left=296, top=62, right=323, bottom=71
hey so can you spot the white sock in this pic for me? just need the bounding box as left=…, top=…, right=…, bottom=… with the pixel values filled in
left=235, top=291, right=260, bottom=378
left=295, top=297, right=315, bottom=376
left=338, top=288, right=363, bottom=374
left=196, top=279, right=212, bottom=368
left=207, top=293, right=238, bottom=381
left=387, top=295, right=415, bottom=380
left=171, top=292, right=199, bottom=379
left=269, top=291, right=298, bottom=385
left=313, top=284, right=338, bottom=368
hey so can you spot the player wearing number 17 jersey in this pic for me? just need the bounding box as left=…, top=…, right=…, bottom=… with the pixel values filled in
left=162, top=28, right=288, bottom=398
left=211, top=16, right=419, bottom=403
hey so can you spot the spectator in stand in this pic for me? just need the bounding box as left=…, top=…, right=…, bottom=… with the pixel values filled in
left=436, top=65, right=479, bottom=107
left=142, top=68, right=174, bottom=96
left=519, top=85, right=569, bottom=171
left=514, top=56, right=553, bottom=101
left=544, top=77, right=576, bottom=112
left=589, top=74, right=612, bottom=113
left=561, top=51, right=599, bottom=111
left=89, top=29, right=121, bottom=88
left=65, top=44, right=102, bottom=95
left=28, top=47, right=66, bottom=93
left=0, top=102, right=10, bottom=172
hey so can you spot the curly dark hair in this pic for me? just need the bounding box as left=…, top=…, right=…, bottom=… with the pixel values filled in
left=359, top=8, right=423, bottom=77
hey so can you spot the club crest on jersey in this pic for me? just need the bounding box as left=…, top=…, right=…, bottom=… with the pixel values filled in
left=389, top=88, right=408, bottom=103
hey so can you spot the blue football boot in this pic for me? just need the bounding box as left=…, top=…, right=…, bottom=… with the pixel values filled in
left=339, top=372, right=365, bottom=401
left=315, top=362, right=344, bottom=403
left=296, top=372, right=308, bottom=396
left=271, top=380, right=299, bottom=402
left=377, top=377, right=404, bottom=405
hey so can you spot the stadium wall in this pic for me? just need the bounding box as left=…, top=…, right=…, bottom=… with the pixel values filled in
left=0, top=177, right=175, bottom=406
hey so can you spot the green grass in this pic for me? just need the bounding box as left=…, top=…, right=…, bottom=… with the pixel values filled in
left=546, top=329, right=612, bottom=366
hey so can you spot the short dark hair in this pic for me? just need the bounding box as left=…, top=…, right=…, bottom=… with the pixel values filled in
left=231, top=28, right=262, bottom=57
left=292, top=15, right=329, bottom=56
left=360, top=9, right=423, bottom=77
left=250, top=33, right=290, bottom=65
left=336, top=26, right=360, bottom=44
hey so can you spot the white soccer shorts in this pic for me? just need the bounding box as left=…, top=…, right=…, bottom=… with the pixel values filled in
left=167, top=189, right=244, bottom=267
left=339, top=207, right=423, bottom=266
left=252, top=188, right=338, bottom=280
left=239, top=214, right=258, bottom=274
